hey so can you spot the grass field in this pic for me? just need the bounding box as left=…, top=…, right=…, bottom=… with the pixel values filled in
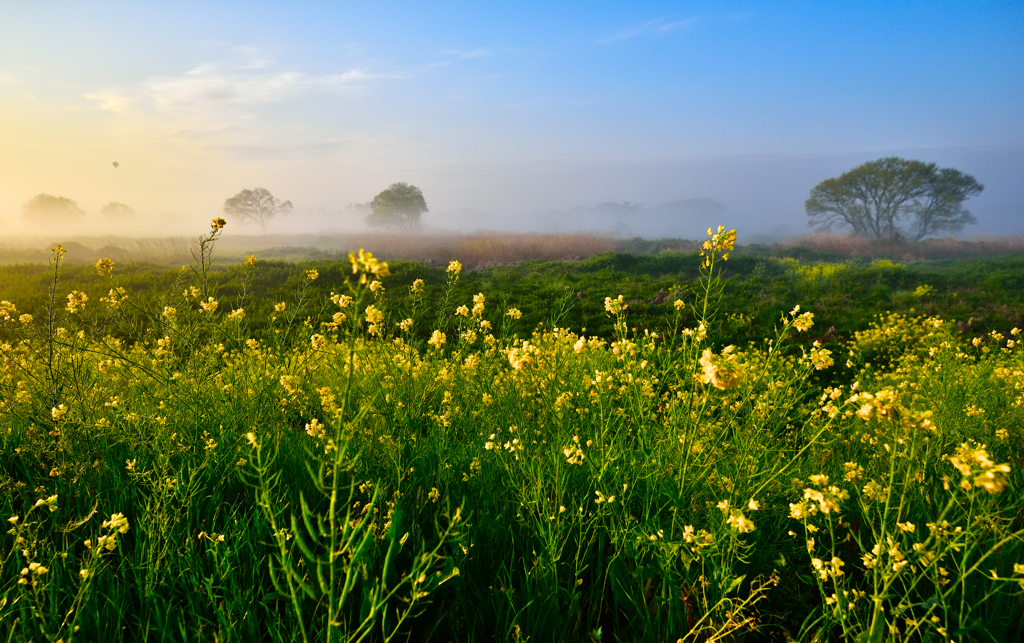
left=3, top=230, right=1024, bottom=269
left=1, top=221, right=1022, bottom=641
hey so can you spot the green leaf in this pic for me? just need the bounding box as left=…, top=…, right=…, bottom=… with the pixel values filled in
left=725, top=574, right=746, bottom=594
left=291, top=514, right=318, bottom=563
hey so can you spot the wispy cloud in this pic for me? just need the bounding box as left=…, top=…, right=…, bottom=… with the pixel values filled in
left=80, top=51, right=403, bottom=152
left=422, top=48, right=494, bottom=71
left=219, top=139, right=350, bottom=160
left=600, top=16, right=700, bottom=43
left=146, top=66, right=373, bottom=108
left=85, top=60, right=393, bottom=114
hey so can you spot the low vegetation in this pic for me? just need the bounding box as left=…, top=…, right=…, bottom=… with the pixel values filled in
left=1, top=222, right=1022, bottom=641
left=4, top=230, right=1024, bottom=269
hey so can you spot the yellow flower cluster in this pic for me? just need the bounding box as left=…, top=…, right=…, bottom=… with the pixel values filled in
left=428, top=330, right=446, bottom=349
left=83, top=512, right=131, bottom=555
left=809, top=343, right=834, bottom=370
left=699, top=346, right=743, bottom=390
left=0, top=300, right=18, bottom=322
left=18, top=562, right=49, bottom=584
left=101, top=287, right=129, bottom=308
left=717, top=499, right=756, bottom=533
left=785, top=305, right=814, bottom=332
left=948, top=441, right=1011, bottom=493
left=699, top=225, right=737, bottom=268
left=349, top=249, right=390, bottom=283
left=603, top=295, right=626, bottom=315
left=563, top=435, right=587, bottom=465
left=66, top=290, right=88, bottom=313
left=95, top=257, right=115, bottom=276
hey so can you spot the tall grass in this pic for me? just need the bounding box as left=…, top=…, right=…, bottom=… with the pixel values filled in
left=1, top=221, right=1022, bottom=641
left=218, top=231, right=620, bottom=268
left=0, top=232, right=621, bottom=269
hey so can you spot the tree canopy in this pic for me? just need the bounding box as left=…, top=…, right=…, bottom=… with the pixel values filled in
left=806, top=157, right=983, bottom=242
left=223, top=188, right=292, bottom=233
left=22, top=194, right=85, bottom=222
left=366, top=183, right=428, bottom=231
left=100, top=202, right=135, bottom=219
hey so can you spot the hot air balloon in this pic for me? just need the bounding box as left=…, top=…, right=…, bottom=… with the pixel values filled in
left=113, top=162, right=119, bottom=169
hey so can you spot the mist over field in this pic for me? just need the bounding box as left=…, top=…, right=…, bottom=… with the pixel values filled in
left=2, top=146, right=1022, bottom=245
left=2, top=3, right=1021, bottom=248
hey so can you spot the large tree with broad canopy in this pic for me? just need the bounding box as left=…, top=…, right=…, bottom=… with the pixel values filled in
left=806, top=157, right=982, bottom=242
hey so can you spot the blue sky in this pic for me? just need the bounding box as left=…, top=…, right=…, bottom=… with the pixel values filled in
left=1, top=1, right=1022, bottom=236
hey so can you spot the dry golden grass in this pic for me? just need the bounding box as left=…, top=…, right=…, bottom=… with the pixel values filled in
left=776, top=233, right=1024, bottom=261
left=0, top=231, right=622, bottom=267
left=449, top=232, right=618, bottom=267
left=4, top=229, right=1023, bottom=268
left=219, top=231, right=620, bottom=268
left=96, top=237, right=193, bottom=265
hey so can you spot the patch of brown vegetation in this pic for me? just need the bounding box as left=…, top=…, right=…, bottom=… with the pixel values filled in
left=775, top=233, right=1024, bottom=261
left=221, top=231, right=620, bottom=269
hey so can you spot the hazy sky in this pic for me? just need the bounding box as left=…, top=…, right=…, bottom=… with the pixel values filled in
left=1, top=1, right=1022, bottom=237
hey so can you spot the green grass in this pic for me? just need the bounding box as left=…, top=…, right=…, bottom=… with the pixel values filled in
left=5, top=240, right=1024, bottom=349
left=1, top=227, right=1023, bottom=641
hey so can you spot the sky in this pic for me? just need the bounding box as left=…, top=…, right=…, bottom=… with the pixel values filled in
left=1, top=1, right=1022, bottom=239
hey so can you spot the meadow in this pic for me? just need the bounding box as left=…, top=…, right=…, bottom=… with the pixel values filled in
left=1, top=221, right=1022, bottom=642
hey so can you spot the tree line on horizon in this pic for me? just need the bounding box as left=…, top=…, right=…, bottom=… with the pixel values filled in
left=18, top=194, right=136, bottom=223
left=14, top=157, right=984, bottom=243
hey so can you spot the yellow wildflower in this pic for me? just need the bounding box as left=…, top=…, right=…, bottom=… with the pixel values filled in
left=66, top=291, right=88, bottom=313
left=95, top=258, right=115, bottom=276
left=604, top=295, right=626, bottom=315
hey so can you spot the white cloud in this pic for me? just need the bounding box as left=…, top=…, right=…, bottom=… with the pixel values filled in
left=79, top=53, right=407, bottom=152
left=86, top=60, right=386, bottom=114
left=146, top=67, right=371, bottom=108
left=82, top=90, right=132, bottom=112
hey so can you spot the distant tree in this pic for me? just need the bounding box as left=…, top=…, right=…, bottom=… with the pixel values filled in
left=345, top=202, right=372, bottom=217
left=367, top=183, right=428, bottom=231
left=22, top=194, right=85, bottom=223
left=806, top=157, right=982, bottom=242
left=906, top=168, right=983, bottom=241
left=100, top=202, right=135, bottom=219
left=223, top=188, right=293, bottom=233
